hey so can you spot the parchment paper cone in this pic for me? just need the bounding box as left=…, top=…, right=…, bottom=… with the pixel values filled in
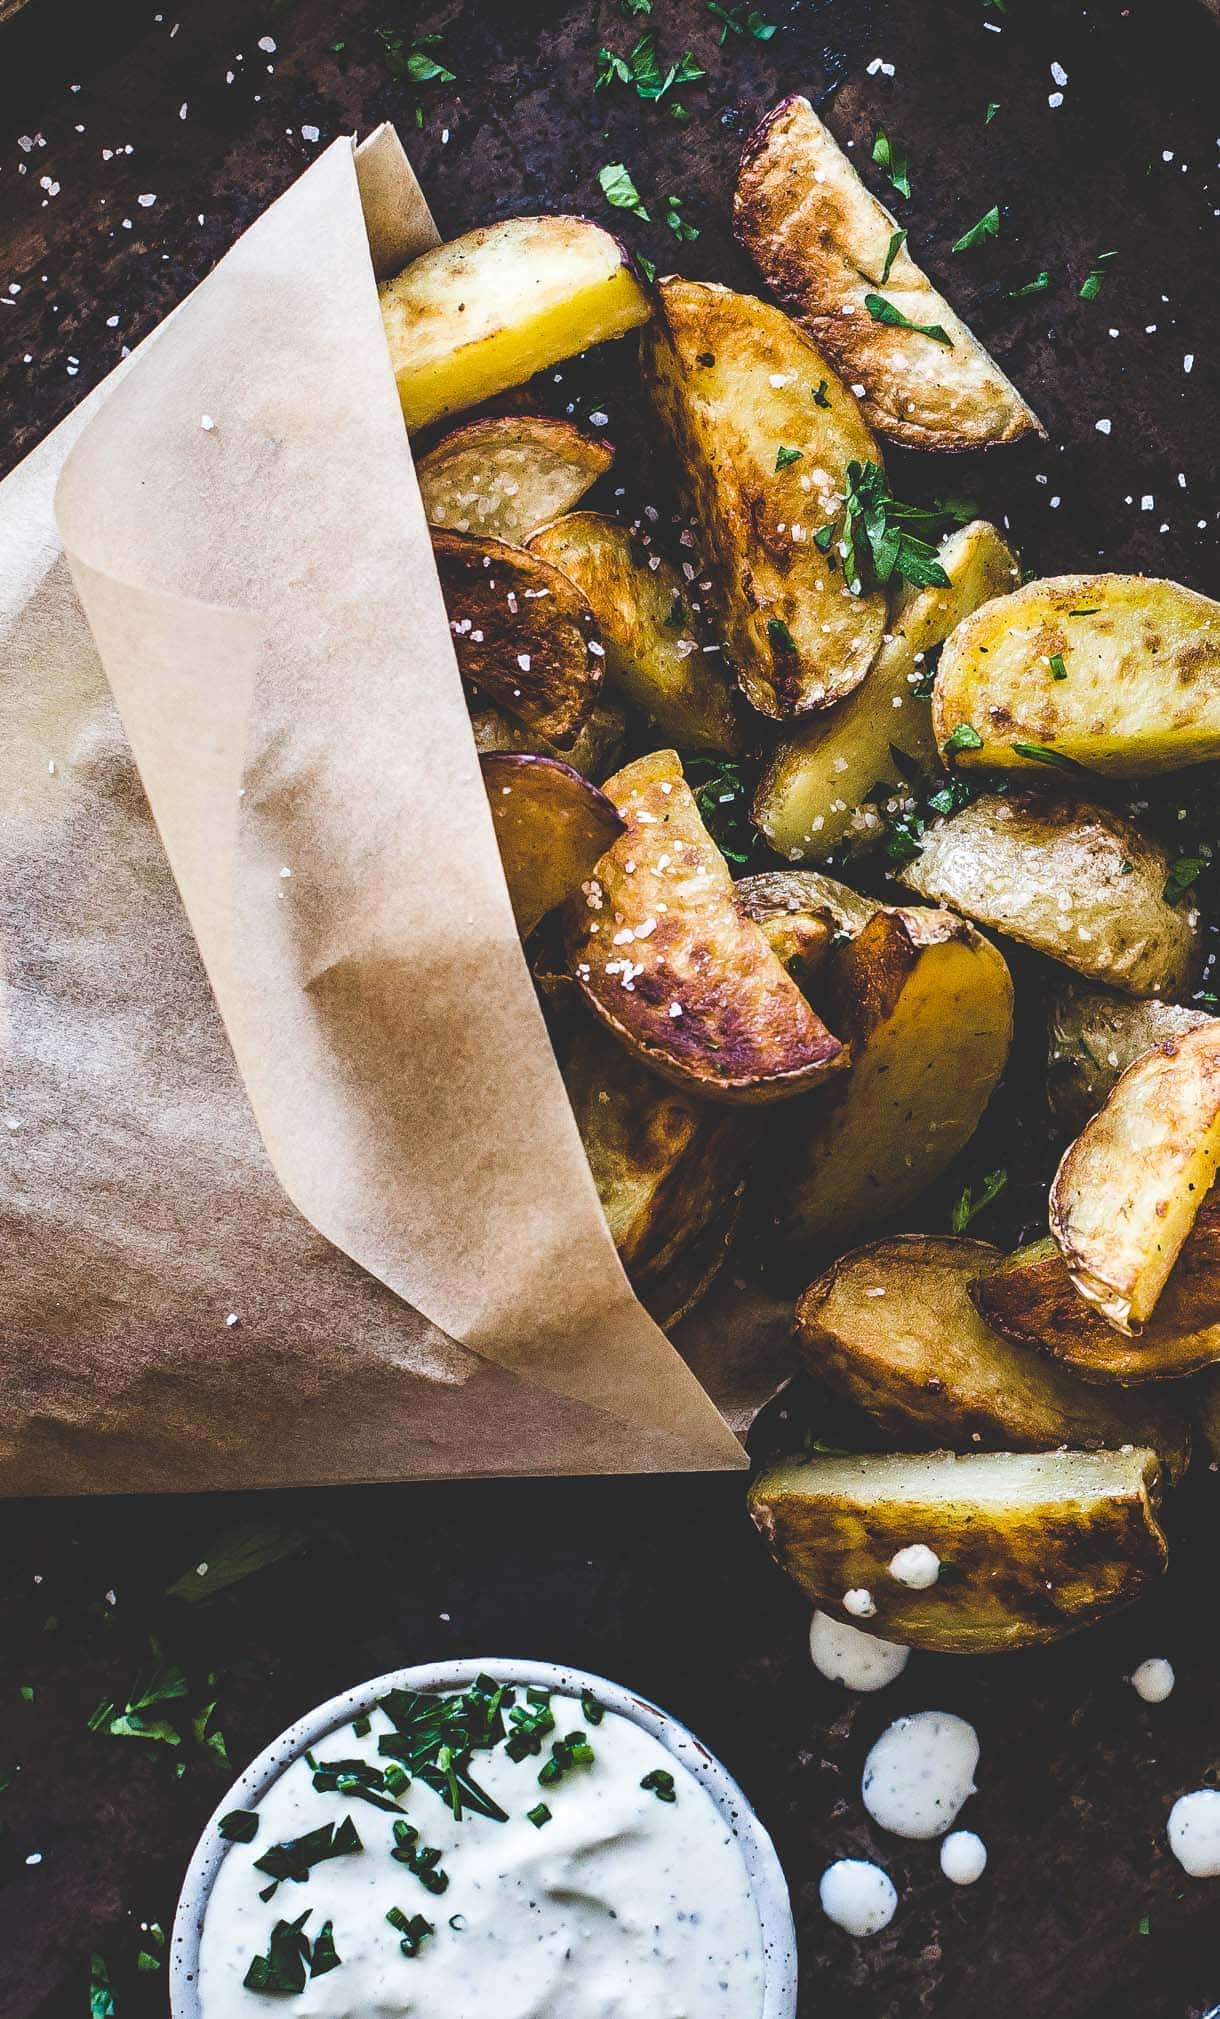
left=0, top=128, right=793, bottom=1495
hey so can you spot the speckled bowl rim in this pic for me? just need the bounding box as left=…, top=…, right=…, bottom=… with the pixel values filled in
left=170, top=1655, right=798, bottom=2018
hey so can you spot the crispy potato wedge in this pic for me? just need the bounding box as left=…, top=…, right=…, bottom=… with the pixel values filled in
left=417, top=416, right=614, bottom=544
left=754, top=520, right=1020, bottom=860
left=639, top=1187, right=745, bottom=1331
left=564, top=748, right=847, bottom=1104
left=750, top=905, right=834, bottom=987
left=734, top=96, right=1043, bottom=452
left=747, top=1447, right=1168, bottom=1654
left=379, top=216, right=651, bottom=433
left=434, top=531, right=602, bottom=746
left=527, top=513, right=741, bottom=755
left=480, top=754, right=624, bottom=937
left=974, top=1202, right=1220, bottom=1384
left=468, top=695, right=627, bottom=782
left=931, top=574, right=1220, bottom=775
left=640, top=278, right=887, bottom=720
left=795, top=1236, right=1190, bottom=1480
left=736, top=868, right=881, bottom=941
left=897, top=792, right=1200, bottom=998
left=1047, top=982, right=1215, bottom=1135
left=776, top=907, right=1013, bottom=1247
left=1049, top=1022, right=1220, bottom=1332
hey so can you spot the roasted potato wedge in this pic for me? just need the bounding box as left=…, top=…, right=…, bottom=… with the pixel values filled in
left=468, top=695, right=627, bottom=782
left=736, top=868, right=881, bottom=941
left=1049, top=1022, right=1220, bottom=1332
left=931, top=574, right=1220, bottom=775
left=640, top=278, right=887, bottom=720
left=564, top=748, right=847, bottom=1103
left=974, top=1202, right=1220, bottom=1384
left=434, top=531, right=602, bottom=746
left=747, top=1447, right=1168, bottom=1654
left=379, top=216, right=651, bottom=433
left=897, top=792, right=1200, bottom=998
left=417, top=416, right=614, bottom=544
left=1047, top=982, right=1215, bottom=1135
left=750, top=905, right=834, bottom=987
left=795, top=1236, right=1189, bottom=1480
left=754, top=520, right=1020, bottom=860
left=527, top=514, right=741, bottom=756
left=481, top=754, right=624, bottom=937
left=776, top=907, right=1013, bottom=1247
left=733, top=95, right=1043, bottom=452
left=639, top=1186, right=745, bottom=1331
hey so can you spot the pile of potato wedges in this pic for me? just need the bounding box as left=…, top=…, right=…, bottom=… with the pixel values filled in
left=378, top=96, right=1220, bottom=1660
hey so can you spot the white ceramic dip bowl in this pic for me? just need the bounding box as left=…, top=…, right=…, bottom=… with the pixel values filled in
left=171, top=1655, right=798, bottom=2019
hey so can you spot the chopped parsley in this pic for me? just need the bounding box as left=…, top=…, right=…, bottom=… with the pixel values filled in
left=636, top=253, right=658, bottom=285
left=943, top=723, right=983, bottom=755
left=1079, top=251, right=1117, bottom=301
left=375, top=1677, right=510, bottom=1821
left=864, top=294, right=953, bottom=347
left=871, top=128, right=911, bottom=199
left=310, top=1924, right=341, bottom=1978
left=775, top=444, right=804, bottom=470
left=312, top=1755, right=402, bottom=1812
left=952, top=205, right=1000, bottom=253
left=1164, top=849, right=1211, bottom=906
left=641, top=1768, right=678, bottom=1802
left=838, top=462, right=960, bottom=595
left=1049, top=653, right=1068, bottom=681
left=88, top=1645, right=190, bottom=1748
left=254, top=1815, right=362, bottom=1898
left=663, top=195, right=699, bottom=242
left=598, top=163, right=650, bottom=221
left=812, top=379, right=832, bottom=408
left=1008, top=271, right=1050, bottom=299
left=89, top=1956, right=116, bottom=2019
left=879, top=228, right=906, bottom=285
left=243, top=1912, right=314, bottom=1994
left=621, top=0, right=652, bottom=13
left=707, top=1, right=776, bottom=42
left=687, top=756, right=754, bottom=867
left=595, top=33, right=704, bottom=105
left=985, top=101, right=1001, bottom=123
left=951, top=1167, right=1008, bottom=1232
left=767, top=615, right=797, bottom=653
left=219, top=1808, right=260, bottom=1843
left=377, top=30, right=455, bottom=87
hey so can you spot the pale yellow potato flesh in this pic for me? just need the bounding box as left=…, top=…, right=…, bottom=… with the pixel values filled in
left=468, top=695, right=627, bottom=782
left=775, top=907, right=1013, bottom=1247
left=754, top=519, right=1020, bottom=860
left=794, top=1234, right=1190, bottom=1481
left=640, top=277, right=887, bottom=720
left=527, top=513, right=740, bottom=755
left=1049, top=1022, right=1220, bottom=1333
left=1046, top=981, right=1215, bottom=1135
left=932, top=573, right=1220, bottom=775
left=379, top=216, right=651, bottom=433
left=734, top=95, right=1043, bottom=451
left=479, top=753, right=624, bottom=937
left=417, top=415, right=614, bottom=544
left=897, top=792, right=1200, bottom=998
left=748, top=1447, right=1167, bottom=1654
left=735, top=867, right=882, bottom=940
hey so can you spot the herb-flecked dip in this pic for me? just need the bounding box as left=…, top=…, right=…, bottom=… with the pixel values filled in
left=197, top=1675, right=766, bottom=2016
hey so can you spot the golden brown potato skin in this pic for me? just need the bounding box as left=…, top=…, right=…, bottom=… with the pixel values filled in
left=417, top=415, right=614, bottom=545
left=795, top=1235, right=1190, bottom=1481
left=640, top=278, right=886, bottom=720
left=564, top=748, right=847, bottom=1103
left=638, top=1187, right=745, bottom=1332
left=468, top=696, right=627, bottom=782
left=479, top=754, right=624, bottom=938
left=735, top=868, right=880, bottom=941
left=1046, top=982, right=1215, bottom=1135
left=932, top=573, right=1220, bottom=775
left=897, top=792, right=1200, bottom=999
left=734, top=95, right=1043, bottom=452
left=434, top=532, right=603, bottom=747
left=774, top=906, right=1013, bottom=1247
left=974, top=1206, right=1220, bottom=1384
left=1048, top=1024, right=1220, bottom=1332
left=748, top=1448, right=1168, bottom=1654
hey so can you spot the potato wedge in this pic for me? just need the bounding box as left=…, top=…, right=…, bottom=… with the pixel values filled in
left=639, top=1188, right=744, bottom=1331
left=974, top=1204, right=1220, bottom=1384
left=379, top=216, right=651, bottom=433
left=795, top=1235, right=1189, bottom=1480
left=564, top=748, right=847, bottom=1103
left=1049, top=1022, right=1220, bottom=1332
left=640, top=278, right=887, bottom=719
left=480, top=754, right=624, bottom=936
left=417, top=416, right=614, bottom=544
left=775, top=907, right=1013, bottom=1247
left=468, top=695, right=627, bottom=782
left=527, top=513, right=741, bottom=755
left=733, top=96, right=1043, bottom=452
left=931, top=574, right=1220, bottom=775
left=434, top=531, right=602, bottom=746
left=736, top=868, right=881, bottom=940
left=754, top=520, right=1020, bottom=860
left=747, top=1447, right=1168, bottom=1654
left=750, top=904, right=834, bottom=987
left=1047, top=982, right=1215, bottom=1135
left=896, top=792, right=1200, bottom=998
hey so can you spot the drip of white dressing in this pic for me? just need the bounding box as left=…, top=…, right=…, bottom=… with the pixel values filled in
left=818, top=1858, right=897, bottom=1937
left=861, top=1711, right=979, bottom=1840
left=843, top=1588, right=876, bottom=1618
left=809, top=1611, right=909, bottom=1693
left=1167, top=1789, right=1220, bottom=1877
left=197, top=1689, right=766, bottom=2018
left=1130, top=1657, right=1175, bottom=1703
left=939, top=1829, right=987, bottom=1885
left=888, top=1545, right=940, bottom=1590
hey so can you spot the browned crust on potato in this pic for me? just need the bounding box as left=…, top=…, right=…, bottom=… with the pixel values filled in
left=564, top=748, right=847, bottom=1103
left=479, top=753, right=624, bottom=937
left=433, top=530, right=603, bottom=746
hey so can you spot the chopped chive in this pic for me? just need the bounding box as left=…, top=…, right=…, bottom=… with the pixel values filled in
left=580, top=1691, right=605, bottom=1726
left=1079, top=251, right=1117, bottom=301
left=943, top=723, right=983, bottom=755
left=812, top=379, right=831, bottom=408
left=641, top=1768, right=678, bottom=1802
left=1011, top=741, right=1083, bottom=770
left=767, top=616, right=797, bottom=653
left=527, top=1802, right=552, bottom=1827
left=352, top=1715, right=371, bottom=1738
left=1049, top=653, right=1068, bottom=680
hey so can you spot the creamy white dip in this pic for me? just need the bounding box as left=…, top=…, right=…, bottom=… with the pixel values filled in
left=809, top=1611, right=909, bottom=1692
left=1130, top=1657, right=1175, bottom=1704
left=196, top=1680, right=766, bottom=2018
left=1167, top=1788, right=1220, bottom=1878
left=939, top=1830, right=987, bottom=1886
left=818, top=1858, right=897, bottom=1937
left=861, top=1712, right=979, bottom=1841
